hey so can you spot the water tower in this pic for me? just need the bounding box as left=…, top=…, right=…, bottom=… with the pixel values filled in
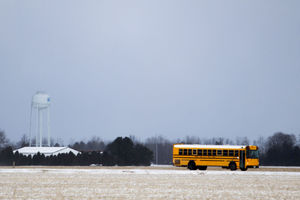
left=29, top=92, right=51, bottom=147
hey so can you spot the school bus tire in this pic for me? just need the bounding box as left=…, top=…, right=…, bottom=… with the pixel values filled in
left=198, top=166, right=207, bottom=170
left=240, top=167, right=248, bottom=171
left=229, top=162, right=237, bottom=171
left=187, top=161, right=197, bottom=170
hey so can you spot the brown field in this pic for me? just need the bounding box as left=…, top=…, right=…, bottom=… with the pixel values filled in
left=0, top=166, right=299, bottom=199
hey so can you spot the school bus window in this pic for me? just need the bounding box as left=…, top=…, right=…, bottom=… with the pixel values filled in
left=193, top=149, right=196, bottom=155
left=197, top=149, right=202, bottom=156
left=229, top=150, right=234, bottom=156
left=203, top=149, right=207, bottom=156
left=246, top=149, right=259, bottom=158
left=208, top=149, right=211, bottom=156
left=234, top=150, right=239, bottom=157
left=184, top=149, right=187, bottom=155
left=223, top=150, right=228, bottom=156
left=213, top=150, right=216, bottom=156
left=179, top=149, right=182, bottom=155
left=217, top=150, right=222, bottom=155
left=188, top=149, right=192, bottom=155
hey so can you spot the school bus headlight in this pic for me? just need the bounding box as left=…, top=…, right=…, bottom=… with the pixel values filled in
left=175, top=159, right=180, bottom=164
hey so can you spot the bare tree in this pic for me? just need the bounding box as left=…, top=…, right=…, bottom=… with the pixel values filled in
left=55, top=138, right=64, bottom=147
left=129, top=135, right=141, bottom=145
left=296, top=134, right=300, bottom=146
left=16, top=134, right=29, bottom=148
left=266, top=132, right=296, bottom=149
left=235, top=136, right=249, bottom=145
left=69, top=136, right=105, bottom=151
left=0, top=130, right=9, bottom=150
left=203, top=138, right=215, bottom=144
left=224, top=138, right=234, bottom=145
left=263, top=132, right=299, bottom=166
left=184, top=136, right=201, bottom=144
left=145, top=135, right=173, bottom=164
left=253, top=136, right=266, bottom=154
left=213, top=137, right=224, bottom=145
left=86, top=136, right=105, bottom=151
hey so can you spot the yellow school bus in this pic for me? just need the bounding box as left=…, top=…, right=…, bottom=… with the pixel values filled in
left=173, top=144, right=259, bottom=171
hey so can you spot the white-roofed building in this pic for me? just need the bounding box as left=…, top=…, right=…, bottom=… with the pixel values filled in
left=13, top=147, right=80, bottom=157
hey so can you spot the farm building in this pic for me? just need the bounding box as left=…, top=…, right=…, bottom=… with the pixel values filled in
left=13, top=147, right=80, bottom=157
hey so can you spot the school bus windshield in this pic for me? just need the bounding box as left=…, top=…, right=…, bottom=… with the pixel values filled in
left=247, top=150, right=259, bottom=159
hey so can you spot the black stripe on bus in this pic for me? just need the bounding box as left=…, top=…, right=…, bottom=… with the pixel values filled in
left=173, top=156, right=238, bottom=159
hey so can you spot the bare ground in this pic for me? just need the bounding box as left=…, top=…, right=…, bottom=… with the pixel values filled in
left=0, top=166, right=299, bottom=199
left=1, top=165, right=300, bottom=171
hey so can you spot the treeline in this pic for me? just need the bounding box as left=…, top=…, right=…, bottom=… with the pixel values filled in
left=1, top=130, right=300, bottom=166
left=261, top=133, right=300, bottom=166
left=145, top=133, right=300, bottom=166
left=0, top=136, right=152, bottom=166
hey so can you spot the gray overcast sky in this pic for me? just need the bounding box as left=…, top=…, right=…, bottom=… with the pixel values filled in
left=0, top=0, right=300, bottom=143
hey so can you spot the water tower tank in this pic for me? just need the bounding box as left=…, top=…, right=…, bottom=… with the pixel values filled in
left=32, top=92, right=50, bottom=109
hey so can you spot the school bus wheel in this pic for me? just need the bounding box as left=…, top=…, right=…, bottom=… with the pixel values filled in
left=229, top=162, right=237, bottom=171
left=240, top=167, right=248, bottom=171
left=198, top=166, right=207, bottom=170
left=187, top=161, right=197, bottom=170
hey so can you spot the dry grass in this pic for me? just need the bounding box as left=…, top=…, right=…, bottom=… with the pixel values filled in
left=1, top=165, right=300, bottom=171
left=0, top=166, right=299, bottom=199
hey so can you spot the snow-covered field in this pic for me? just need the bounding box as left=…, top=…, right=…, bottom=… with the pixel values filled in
left=0, top=167, right=300, bottom=199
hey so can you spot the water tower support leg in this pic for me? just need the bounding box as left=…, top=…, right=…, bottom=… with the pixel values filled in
left=36, top=106, right=39, bottom=147
left=40, top=109, right=42, bottom=147
left=47, top=108, right=50, bottom=147
left=29, top=104, right=32, bottom=147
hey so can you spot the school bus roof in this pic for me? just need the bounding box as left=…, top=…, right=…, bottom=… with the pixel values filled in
left=173, top=144, right=247, bottom=149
